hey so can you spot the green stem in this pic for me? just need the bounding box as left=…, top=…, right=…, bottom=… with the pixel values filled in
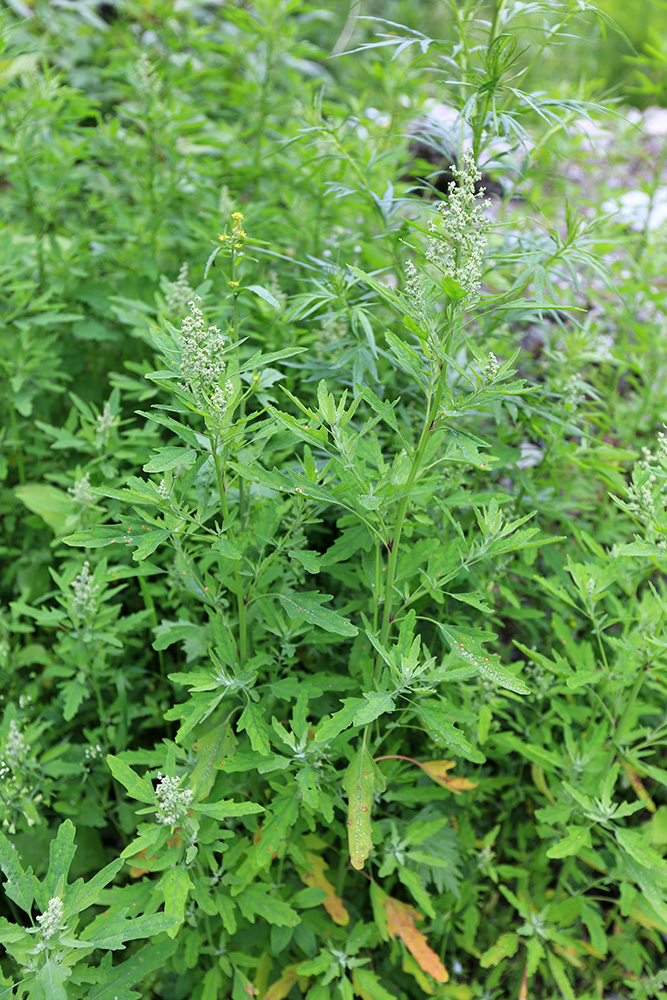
left=380, top=382, right=444, bottom=646
left=212, top=446, right=248, bottom=666
left=138, top=575, right=165, bottom=678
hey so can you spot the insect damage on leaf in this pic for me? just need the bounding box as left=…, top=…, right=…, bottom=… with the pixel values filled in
left=342, top=745, right=386, bottom=870
left=384, top=894, right=449, bottom=984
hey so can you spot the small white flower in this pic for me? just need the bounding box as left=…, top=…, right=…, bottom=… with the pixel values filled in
left=178, top=297, right=229, bottom=414
left=68, top=472, right=94, bottom=507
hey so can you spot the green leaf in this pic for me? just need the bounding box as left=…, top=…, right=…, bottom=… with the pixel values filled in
left=0, top=832, right=35, bottom=913
left=252, top=794, right=299, bottom=869
left=88, top=938, right=178, bottom=1000
left=438, top=624, right=530, bottom=695
left=546, top=949, right=575, bottom=1000
left=384, top=331, right=425, bottom=384
left=616, top=828, right=667, bottom=872
left=143, top=448, right=196, bottom=472
left=416, top=701, right=485, bottom=763
left=342, top=745, right=386, bottom=871
left=107, top=756, right=155, bottom=803
left=67, top=859, right=124, bottom=916
left=14, top=484, right=75, bottom=535
left=158, top=869, right=193, bottom=936
left=36, top=960, right=69, bottom=1000
left=353, top=691, right=396, bottom=726
left=45, top=819, right=77, bottom=898
left=547, top=826, right=592, bottom=859
left=246, top=283, right=280, bottom=307
left=397, top=867, right=434, bottom=918
left=212, top=537, right=243, bottom=560
left=190, top=723, right=238, bottom=799
left=237, top=702, right=271, bottom=756
left=353, top=968, right=398, bottom=1000
left=132, top=528, right=171, bottom=561
left=80, top=908, right=178, bottom=950
left=278, top=593, right=358, bottom=637
left=480, top=932, right=519, bottom=968
left=236, top=885, right=299, bottom=927
left=196, top=799, right=264, bottom=820
left=315, top=698, right=365, bottom=743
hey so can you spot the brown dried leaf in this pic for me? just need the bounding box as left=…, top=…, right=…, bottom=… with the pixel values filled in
left=418, top=760, right=478, bottom=795
left=301, top=851, right=349, bottom=926
left=384, top=894, right=449, bottom=983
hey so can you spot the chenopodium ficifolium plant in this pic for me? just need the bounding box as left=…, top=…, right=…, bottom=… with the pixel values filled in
left=53, top=185, right=556, bottom=998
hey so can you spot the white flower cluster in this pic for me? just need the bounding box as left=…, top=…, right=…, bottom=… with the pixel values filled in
left=137, top=54, right=162, bottom=97
left=165, top=263, right=195, bottom=316
left=179, top=297, right=232, bottom=415
left=426, top=149, right=490, bottom=299
left=84, top=743, right=103, bottom=760
left=154, top=773, right=193, bottom=827
left=71, top=562, right=99, bottom=618
left=483, top=351, right=499, bottom=384
left=404, top=260, right=427, bottom=325
left=68, top=471, right=94, bottom=507
left=95, top=400, right=119, bottom=448
left=37, top=897, right=64, bottom=940
left=0, top=720, right=30, bottom=779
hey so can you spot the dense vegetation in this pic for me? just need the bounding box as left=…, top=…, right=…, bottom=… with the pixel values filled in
left=2, top=2, right=667, bottom=998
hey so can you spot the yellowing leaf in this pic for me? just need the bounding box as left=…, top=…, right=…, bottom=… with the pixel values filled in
left=300, top=852, right=349, bottom=926
left=342, top=746, right=386, bottom=871
left=384, top=894, right=449, bottom=983
left=622, top=762, right=656, bottom=812
left=418, top=760, right=478, bottom=794
left=262, top=964, right=299, bottom=1000
left=480, top=932, right=519, bottom=968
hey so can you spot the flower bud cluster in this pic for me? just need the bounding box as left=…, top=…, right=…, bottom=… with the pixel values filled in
left=426, top=148, right=490, bottom=299
left=155, top=773, right=194, bottom=827
left=68, top=471, right=94, bottom=507
left=0, top=720, right=30, bottom=779
left=178, top=297, right=229, bottom=413
left=71, top=561, right=99, bottom=618
left=95, top=400, right=119, bottom=449
left=165, top=263, right=195, bottom=316
left=37, top=897, right=64, bottom=940
left=137, top=54, right=162, bottom=97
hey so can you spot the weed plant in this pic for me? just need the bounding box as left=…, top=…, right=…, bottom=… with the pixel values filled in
left=1, top=2, right=667, bottom=999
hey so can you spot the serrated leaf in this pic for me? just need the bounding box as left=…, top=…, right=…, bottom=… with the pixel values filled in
left=480, top=932, right=519, bottom=968
left=143, top=447, right=196, bottom=472
left=398, top=867, right=435, bottom=918
left=616, top=828, right=667, bottom=872
left=190, top=723, right=238, bottom=799
left=547, top=826, right=592, bottom=859
left=236, top=885, right=299, bottom=927
left=278, top=593, right=358, bottom=637
left=314, top=698, right=365, bottom=743
left=416, top=702, right=485, bottom=763
left=546, top=950, right=575, bottom=1000
left=88, top=938, right=178, bottom=1000
left=353, top=690, right=396, bottom=726
left=212, top=537, right=243, bottom=560
left=45, top=819, right=76, bottom=897
left=438, top=624, right=530, bottom=694
left=80, top=908, right=178, bottom=950
left=300, top=852, right=349, bottom=926
left=342, top=745, right=386, bottom=870
left=252, top=794, right=299, bottom=868
left=67, top=859, right=124, bottom=915
left=107, top=756, right=155, bottom=803
left=196, top=798, right=264, bottom=820
left=0, top=832, right=35, bottom=913
left=157, top=869, right=192, bottom=936
left=353, top=968, right=398, bottom=1000
left=237, top=702, right=271, bottom=756
left=36, top=960, right=69, bottom=1000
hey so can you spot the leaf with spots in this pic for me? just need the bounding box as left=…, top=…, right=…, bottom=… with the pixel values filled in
left=438, top=623, right=530, bottom=694
left=278, top=592, right=358, bottom=637
left=299, top=851, right=349, bottom=926
left=342, top=745, right=386, bottom=871
left=416, top=701, right=485, bottom=763
left=384, top=894, right=449, bottom=983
